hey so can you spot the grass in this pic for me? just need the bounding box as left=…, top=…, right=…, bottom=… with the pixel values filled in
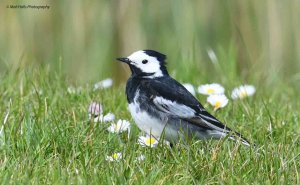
left=0, top=65, right=299, bottom=184
left=1, top=1, right=300, bottom=184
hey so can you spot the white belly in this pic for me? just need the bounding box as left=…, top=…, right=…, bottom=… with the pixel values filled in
left=128, top=103, right=168, bottom=138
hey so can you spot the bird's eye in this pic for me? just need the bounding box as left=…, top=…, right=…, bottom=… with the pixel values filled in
left=142, top=60, right=148, bottom=64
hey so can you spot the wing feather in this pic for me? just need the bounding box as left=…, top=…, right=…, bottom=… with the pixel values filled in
left=139, top=77, right=251, bottom=146
left=145, top=77, right=229, bottom=131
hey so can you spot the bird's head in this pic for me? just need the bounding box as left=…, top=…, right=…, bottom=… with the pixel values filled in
left=117, top=50, right=168, bottom=78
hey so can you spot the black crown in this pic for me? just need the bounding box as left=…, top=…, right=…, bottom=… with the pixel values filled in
left=143, top=50, right=167, bottom=62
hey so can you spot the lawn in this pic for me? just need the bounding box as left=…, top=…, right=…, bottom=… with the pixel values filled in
left=1, top=1, right=300, bottom=184
left=0, top=65, right=299, bottom=184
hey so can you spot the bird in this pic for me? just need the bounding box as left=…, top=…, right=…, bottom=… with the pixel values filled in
left=116, top=50, right=252, bottom=146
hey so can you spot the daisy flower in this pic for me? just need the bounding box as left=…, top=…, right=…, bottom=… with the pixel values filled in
left=67, top=86, right=82, bottom=94
left=94, top=78, right=113, bottom=90
left=231, top=85, right=256, bottom=99
left=88, top=102, right=103, bottom=122
left=67, top=86, right=76, bottom=94
left=102, top=112, right=115, bottom=122
left=207, top=94, right=229, bottom=111
left=198, top=83, right=225, bottom=95
left=138, top=135, right=159, bottom=148
left=107, top=119, right=131, bottom=133
left=183, top=83, right=196, bottom=96
left=94, top=113, right=116, bottom=123
left=106, top=152, right=122, bottom=162
left=136, top=155, right=145, bottom=161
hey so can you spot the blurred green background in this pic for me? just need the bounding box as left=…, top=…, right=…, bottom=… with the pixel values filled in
left=1, top=0, right=300, bottom=91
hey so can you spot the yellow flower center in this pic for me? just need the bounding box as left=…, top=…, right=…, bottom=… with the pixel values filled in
left=112, top=153, right=119, bottom=160
left=214, top=101, right=222, bottom=109
left=145, top=137, right=156, bottom=146
left=207, top=88, right=215, bottom=94
left=239, top=91, right=248, bottom=98
left=114, top=124, right=121, bottom=131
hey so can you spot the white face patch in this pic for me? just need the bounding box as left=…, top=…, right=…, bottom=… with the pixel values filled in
left=127, top=50, right=163, bottom=78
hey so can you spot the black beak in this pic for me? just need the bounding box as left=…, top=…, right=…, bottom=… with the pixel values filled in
left=116, top=57, right=131, bottom=64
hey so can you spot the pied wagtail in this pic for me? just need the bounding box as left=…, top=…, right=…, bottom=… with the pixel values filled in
left=117, top=50, right=252, bottom=146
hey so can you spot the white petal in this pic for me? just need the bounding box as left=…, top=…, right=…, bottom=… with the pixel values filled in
left=198, top=83, right=225, bottom=95
left=136, top=155, right=145, bottom=161
left=106, top=153, right=122, bottom=161
left=67, top=86, right=76, bottom=94
left=105, top=156, right=114, bottom=161
left=102, top=113, right=115, bottom=122
left=107, top=124, right=116, bottom=133
left=231, top=85, right=256, bottom=99
left=108, top=127, right=117, bottom=133
left=68, top=86, right=82, bottom=94
left=94, top=78, right=113, bottom=90
left=116, top=119, right=131, bottom=132
left=138, top=135, right=158, bottom=148
left=107, top=120, right=130, bottom=133
left=207, top=94, right=229, bottom=110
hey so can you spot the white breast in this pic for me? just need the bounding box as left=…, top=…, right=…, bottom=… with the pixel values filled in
left=128, top=103, right=166, bottom=137
left=128, top=90, right=179, bottom=140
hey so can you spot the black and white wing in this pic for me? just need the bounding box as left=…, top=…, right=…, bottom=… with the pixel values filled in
left=143, top=77, right=251, bottom=145
left=144, top=77, right=229, bottom=131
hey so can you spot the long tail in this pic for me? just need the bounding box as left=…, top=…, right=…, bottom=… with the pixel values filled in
left=227, top=130, right=254, bottom=147
left=192, top=111, right=254, bottom=147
